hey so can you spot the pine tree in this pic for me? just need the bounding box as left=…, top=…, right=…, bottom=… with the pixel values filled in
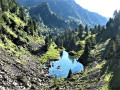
left=102, top=26, right=105, bottom=31
left=78, top=37, right=95, bottom=65
left=75, top=28, right=78, bottom=32
left=45, top=36, right=50, bottom=45
left=1, top=0, right=6, bottom=12
left=19, top=7, right=24, bottom=21
left=85, top=25, right=88, bottom=36
left=79, top=24, right=84, bottom=32
left=73, top=36, right=76, bottom=47
left=113, top=10, right=118, bottom=19
left=94, top=25, right=98, bottom=33
left=81, top=39, right=91, bottom=65
left=28, top=19, right=34, bottom=35
left=33, top=20, right=37, bottom=32
left=3, top=13, right=9, bottom=25
left=90, top=28, right=94, bottom=34
left=85, top=39, right=91, bottom=52
left=106, top=18, right=113, bottom=29
left=98, top=25, right=101, bottom=32
left=67, top=69, right=72, bottom=78
left=61, top=40, right=63, bottom=47
left=90, top=36, right=96, bottom=48
left=56, top=36, right=62, bottom=47
left=106, top=40, right=116, bottom=59
left=78, top=24, right=84, bottom=39
left=11, top=5, right=17, bottom=13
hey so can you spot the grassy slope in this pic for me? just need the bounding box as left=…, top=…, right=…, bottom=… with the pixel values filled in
left=1, top=11, right=115, bottom=90
left=1, top=3, right=119, bottom=90
left=0, top=10, right=61, bottom=89
left=52, top=34, right=120, bottom=90
left=0, top=11, right=60, bottom=63
left=77, top=33, right=96, bottom=57
left=39, top=42, right=59, bottom=63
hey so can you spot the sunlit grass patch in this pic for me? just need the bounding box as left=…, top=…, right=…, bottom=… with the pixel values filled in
left=39, top=42, right=59, bottom=63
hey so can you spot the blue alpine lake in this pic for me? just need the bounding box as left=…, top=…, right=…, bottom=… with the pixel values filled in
left=48, top=51, right=84, bottom=78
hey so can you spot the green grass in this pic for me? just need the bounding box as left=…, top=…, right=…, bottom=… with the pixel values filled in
left=5, top=12, right=26, bottom=27
left=95, top=61, right=106, bottom=69
left=0, top=11, right=46, bottom=65
left=104, top=73, right=113, bottom=82
left=27, top=35, right=44, bottom=43
left=0, top=35, right=29, bottom=64
left=77, top=50, right=84, bottom=57
left=101, top=84, right=109, bottom=90
left=2, top=23, right=18, bottom=38
left=39, top=42, right=59, bottom=63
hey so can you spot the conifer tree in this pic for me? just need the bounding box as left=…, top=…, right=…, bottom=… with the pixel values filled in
left=79, top=24, right=84, bottom=32
left=106, top=40, right=116, bottom=59
left=85, top=25, right=88, bottom=36
left=90, top=36, right=96, bottom=48
left=19, top=7, right=24, bottom=21
left=79, top=36, right=96, bottom=65
left=67, top=69, right=72, bottom=78
left=33, top=20, right=37, bottom=32
left=28, top=19, right=34, bottom=35
left=98, top=25, right=101, bottom=32
left=78, top=24, right=84, bottom=39
left=102, top=26, right=105, bottom=31
left=94, top=25, right=98, bottom=33
left=11, top=5, right=17, bottom=13
left=1, top=0, right=6, bottom=12
left=45, top=36, right=50, bottom=45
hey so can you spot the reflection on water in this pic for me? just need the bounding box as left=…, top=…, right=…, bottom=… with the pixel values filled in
left=48, top=51, right=84, bottom=78
left=60, top=51, right=63, bottom=58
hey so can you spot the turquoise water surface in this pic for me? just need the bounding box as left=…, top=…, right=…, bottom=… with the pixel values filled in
left=48, top=51, right=84, bottom=78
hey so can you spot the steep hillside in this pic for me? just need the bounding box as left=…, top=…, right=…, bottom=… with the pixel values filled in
left=16, top=0, right=107, bottom=27
left=54, top=10, right=120, bottom=89
left=97, top=11, right=120, bottom=89
left=1, top=0, right=120, bottom=90
left=29, top=2, right=77, bottom=29
left=0, top=0, right=59, bottom=89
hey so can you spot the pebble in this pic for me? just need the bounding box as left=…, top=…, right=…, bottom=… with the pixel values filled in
left=0, top=86, right=5, bottom=90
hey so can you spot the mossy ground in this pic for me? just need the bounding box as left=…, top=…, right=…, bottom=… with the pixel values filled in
left=39, top=42, right=59, bottom=63
left=0, top=11, right=45, bottom=64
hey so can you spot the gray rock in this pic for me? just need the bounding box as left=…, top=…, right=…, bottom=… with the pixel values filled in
left=0, top=86, right=5, bottom=90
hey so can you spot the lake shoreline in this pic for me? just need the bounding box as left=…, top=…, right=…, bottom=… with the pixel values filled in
left=44, top=51, right=84, bottom=78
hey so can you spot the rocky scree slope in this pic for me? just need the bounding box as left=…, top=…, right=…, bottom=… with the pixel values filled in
left=0, top=0, right=55, bottom=89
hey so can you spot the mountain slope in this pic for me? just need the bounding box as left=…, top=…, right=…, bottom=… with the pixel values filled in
left=0, top=0, right=59, bottom=89
left=1, top=0, right=120, bottom=89
left=16, top=0, right=107, bottom=27
left=53, top=10, right=120, bottom=90
left=29, top=2, right=77, bottom=29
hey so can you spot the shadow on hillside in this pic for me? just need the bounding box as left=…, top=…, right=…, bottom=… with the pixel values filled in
left=101, top=51, right=120, bottom=89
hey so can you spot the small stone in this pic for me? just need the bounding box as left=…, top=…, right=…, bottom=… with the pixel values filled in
left=13, top=82, right=18, bottom=86
left=0, top=75, right=3, bottom=79
left=0, top=86, right=5, bottom=90
left=0, top=72, right=4, bottom=75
